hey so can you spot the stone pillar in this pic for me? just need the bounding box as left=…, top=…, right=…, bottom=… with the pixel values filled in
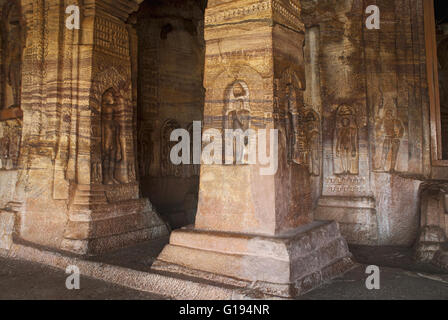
left=60, top=0, right=169, bottom=255
left=152, top=0, right=354, bottom=298
left=3, top=0, right=167, bottom=255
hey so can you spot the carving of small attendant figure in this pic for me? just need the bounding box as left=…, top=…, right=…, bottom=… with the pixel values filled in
left=228, top=83, right=250, bottom=164
left=377, top=107, right=404, bottom=172
left=101, top=89, right=122, bottom=184
left=334, top=106, right=358, bottom=175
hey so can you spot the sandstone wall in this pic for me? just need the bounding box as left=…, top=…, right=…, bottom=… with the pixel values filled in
left=302, top=0, right=437, bottom=246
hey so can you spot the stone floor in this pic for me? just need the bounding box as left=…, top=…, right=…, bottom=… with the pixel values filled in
left=0, top=256, right=164, bottom=300
left=0, top=240, right=448, bottom=300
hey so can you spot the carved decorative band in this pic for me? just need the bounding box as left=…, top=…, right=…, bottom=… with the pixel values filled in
left=205, top=1, right=272, bottom=25
left=205, top=0, right=302, bottom=29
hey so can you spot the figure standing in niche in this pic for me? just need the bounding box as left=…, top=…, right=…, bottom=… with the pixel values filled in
left=376, top=106, right=404, bottom=172
left=4, top=3, right=23, bottom=109
left=101, top=88, right=122, bottom=185
left=334, top=105, right=358, bottom=175
left=226, top=82, right=250, bottom=164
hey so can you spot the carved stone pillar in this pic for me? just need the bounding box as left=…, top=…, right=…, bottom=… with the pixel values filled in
left=152, top=0, right=354, bottom=298
left=60, top=0, right=169, bottom=255
left=0, top=0, right=166, bottom=255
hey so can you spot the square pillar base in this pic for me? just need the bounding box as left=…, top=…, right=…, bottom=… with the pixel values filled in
left=61, top=198, right=169, bottom=255
left=152, top=221, right=355, bottom=298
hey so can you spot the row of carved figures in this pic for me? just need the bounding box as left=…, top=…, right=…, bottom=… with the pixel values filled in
left=225, top=78, right=405, bottom=176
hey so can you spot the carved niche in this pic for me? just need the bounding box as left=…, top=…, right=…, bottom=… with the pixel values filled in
left=373, top=100, right=404, bottom=173
left=333, top=104, right=359, bottom=175
left=1, top=0, right=25, bottom=110
left=223, top=81, right=251, bottom=165
left=101, top=88, right=123, bottom=185
left=90, top=67, right=136, bottom=186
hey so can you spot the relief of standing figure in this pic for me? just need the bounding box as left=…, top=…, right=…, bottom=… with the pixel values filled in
left=333, top=105, right=358, bottom=175
left=224, top=81, right=250, bottom=164
left=101, top=88, right=123, bottom=185
left=375, top=106, right=404, bottom=172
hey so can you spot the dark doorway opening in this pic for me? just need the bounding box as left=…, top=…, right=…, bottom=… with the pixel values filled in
left=135, top=0, right=206, bottom=229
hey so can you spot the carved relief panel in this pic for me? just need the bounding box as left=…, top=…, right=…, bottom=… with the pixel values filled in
left=321, top=102, right=371, bottom=197
left=374, top=99, right=405, bottom=172
left=101, top=88, right=123, bottom=185
left=90, top=67, right=137, bottom=188
left=333, top=104, right=359, bottom=175
left=372, top=96, right=406, bottom=173
left=277, top=68, right=321, bottom=176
